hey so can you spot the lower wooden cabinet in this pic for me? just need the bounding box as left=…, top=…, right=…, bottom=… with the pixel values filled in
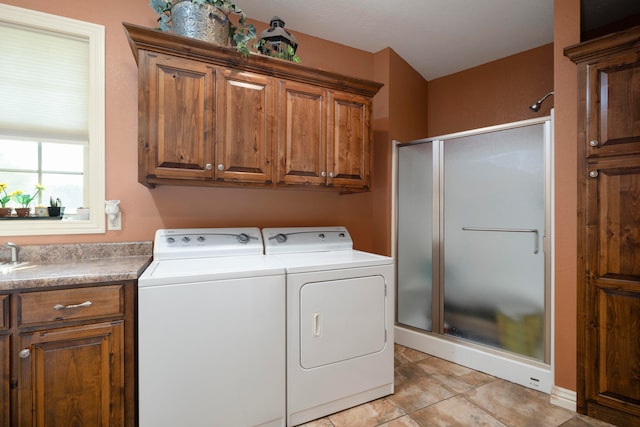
left=2, top=282, right=135, bottom=427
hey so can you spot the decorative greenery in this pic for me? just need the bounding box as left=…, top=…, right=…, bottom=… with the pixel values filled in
left=150, top=0, right=256, bottom=57
left=255, top=39, right=301, bottom=63
left=12, top=183, right=45, bottom=208
left=0, top=184, right=10, bottom=208
left=50, top=196, right=62, bottom=207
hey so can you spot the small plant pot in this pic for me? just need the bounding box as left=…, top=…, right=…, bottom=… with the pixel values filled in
left=0, top=207, right=11, bottom=217
left=15, top=208, right=31, bottom=217
left=47, top=207, right=65, bottom=217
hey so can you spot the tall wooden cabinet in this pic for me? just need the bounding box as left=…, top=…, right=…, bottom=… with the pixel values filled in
left=565, top=25, right=640, bottom=426
left=124, top=23, right=382, bottom=192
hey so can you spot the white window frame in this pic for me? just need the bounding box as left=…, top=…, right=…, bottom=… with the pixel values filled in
left=0, top=4, right=105, bottom=236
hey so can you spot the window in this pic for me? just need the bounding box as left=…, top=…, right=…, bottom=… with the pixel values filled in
left=0, top=4, right=105, bottom=236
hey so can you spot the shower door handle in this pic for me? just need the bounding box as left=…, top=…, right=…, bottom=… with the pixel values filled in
left=462, top=227, right=539, bottom=254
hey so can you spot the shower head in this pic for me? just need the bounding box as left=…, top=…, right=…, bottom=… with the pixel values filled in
left=529, top=91, right=554, bottom=112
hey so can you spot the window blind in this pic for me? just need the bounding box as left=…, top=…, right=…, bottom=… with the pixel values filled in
left=0, top=22, right=89, bottom=143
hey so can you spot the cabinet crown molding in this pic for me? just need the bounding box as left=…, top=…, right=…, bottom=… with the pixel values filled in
left=123, top=22, right=383, bottom=98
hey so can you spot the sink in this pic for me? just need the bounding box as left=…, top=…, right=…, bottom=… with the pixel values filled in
left=0, top=262, right=34, bottom=274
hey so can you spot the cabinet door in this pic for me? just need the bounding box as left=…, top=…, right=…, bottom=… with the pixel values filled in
left=278, top=81, right=327, bottom=186
left=16, top=322, right=124, bottom=427
left=328, top=92, right=371, bottom=189
left=582, top=157, right=640, bottom=421
left=216, top=69, right=275, bottom=183
left=586, top=53, right=640, bottom=157
left=0, top=334, right=8, bottom=427
left=140, top=52, right=215, bottom=183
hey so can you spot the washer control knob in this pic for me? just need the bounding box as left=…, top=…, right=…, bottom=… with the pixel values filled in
left=167, top=237, right=175, bottom=243
left=275, top=233, right=287, bottom=243
left=237, top=233, right=250, bottom=243
left=197, top=236, right=205, bottom=242
left=318, top=233, right=326, bottom=239
left=339, top=232, right=345, bottom=238
left=182, top=236, right=191, bottom=243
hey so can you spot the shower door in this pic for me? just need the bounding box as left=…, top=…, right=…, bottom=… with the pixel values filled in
left=396, top=120, right=549, bottom=362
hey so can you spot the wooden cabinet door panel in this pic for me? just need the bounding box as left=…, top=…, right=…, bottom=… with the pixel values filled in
left=588, top=159, right=640, bottom=278
left=587, top=53, right=640, bottom=157
left=0, top=334, right=8, bottom=427
left=142, top=52, right=215, bottom=182
left=329, top=92, right=371, bottom=189
left=17, top=322, right=124, bottom=427
left=216, top=70, right=275, bottom=184
left=278, top=82, right=326, bottom=185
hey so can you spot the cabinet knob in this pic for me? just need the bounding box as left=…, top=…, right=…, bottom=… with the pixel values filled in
left=321, top=171, right=326, bottom=177
left=329, top=172, right=335, bottom=178
left=589, top=140, right=599, bottom=147
left=589, top=170, right=599, bottom=178
left=19, top=349, right=30, bottom=359
left=217, top=164, right=224, bottom=171
left=205, top=163, right=213, bottom=170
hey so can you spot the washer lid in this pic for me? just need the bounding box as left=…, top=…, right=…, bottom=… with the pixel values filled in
left=153, top=227, right=263, bottom=260
left=262, top=226, right=353, bottom=254
left=139, top=255, right=284, bottom=287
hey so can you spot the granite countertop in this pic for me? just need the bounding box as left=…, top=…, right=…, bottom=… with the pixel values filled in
left=0, top=242, right=153, bottom=291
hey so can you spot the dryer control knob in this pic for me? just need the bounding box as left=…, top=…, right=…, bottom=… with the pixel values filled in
left=197, top=236, right=205, bottom=242
left=275, top=233, right=287, bottom=243
left=167, top=237, right=175, bottom=243
left=182, top=236, right=191, bottom=243
left=237, top=233, right=250, bottom=243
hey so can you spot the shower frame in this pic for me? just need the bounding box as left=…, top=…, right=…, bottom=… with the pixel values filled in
left=391, top=115, right=554, bottom=393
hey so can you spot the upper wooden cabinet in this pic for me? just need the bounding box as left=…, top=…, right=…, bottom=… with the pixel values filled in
left=124, top=23, right=383, bottom=192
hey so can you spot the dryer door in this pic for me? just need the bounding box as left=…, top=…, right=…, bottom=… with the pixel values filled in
left=300, top=275, right=386, bottom=369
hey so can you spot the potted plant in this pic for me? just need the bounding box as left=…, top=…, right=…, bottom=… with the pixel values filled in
left=150, top=0, right=256, bottom=56
left=48, top=197, right=64, bottom=217
left=12, top=183, right=45, bottom=217
left=0, top=183, right=12, bottom=217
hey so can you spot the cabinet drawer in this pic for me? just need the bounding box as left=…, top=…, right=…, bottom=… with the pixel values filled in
left=0, top=295, right=7, bottom=330
left=18, top=285, right=123, bottom=326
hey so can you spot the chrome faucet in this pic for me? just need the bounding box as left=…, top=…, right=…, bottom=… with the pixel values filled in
left=3, top=242, right=20, bottom=264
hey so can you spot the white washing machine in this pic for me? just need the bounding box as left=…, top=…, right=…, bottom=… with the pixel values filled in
left=138, top=228, right=286, bottom=427
left=262, top=226, right=395, bottom=427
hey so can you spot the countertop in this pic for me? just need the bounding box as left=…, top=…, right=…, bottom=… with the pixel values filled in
left=0, top=241, right=152, bottom=291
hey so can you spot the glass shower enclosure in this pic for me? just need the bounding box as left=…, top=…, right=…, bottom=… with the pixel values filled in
left=396, top=118, right=551, bottom=363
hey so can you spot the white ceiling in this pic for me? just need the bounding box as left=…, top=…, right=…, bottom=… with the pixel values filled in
left=240, top=0, right=554, bottom=81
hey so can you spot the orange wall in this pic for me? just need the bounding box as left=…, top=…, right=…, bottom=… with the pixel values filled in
left=426, top=44, right=554, bottom=137
left=553, top=0, right=580, bottom=392
left=3, top=0, right=428, bottom=257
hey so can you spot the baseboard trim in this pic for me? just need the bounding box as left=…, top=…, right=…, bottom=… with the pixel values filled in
left=550, top=385, right=576, bottom=412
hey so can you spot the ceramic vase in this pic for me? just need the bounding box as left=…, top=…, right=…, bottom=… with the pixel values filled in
left=0, top=207, right=11, bottom=217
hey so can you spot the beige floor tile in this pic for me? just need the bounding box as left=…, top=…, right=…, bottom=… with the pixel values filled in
left=414, top=356, right=496, bottom=394
left=411, top=395, right=508, bottom=427
left=394, top=344, right=431, bottom=365
left=328, top=397, right=406, bottom=427
left=560, top=414, right=617, bottom=427
left=390, top=372, right=455, bottom=413
left=465, top=379, right=576, bottom=427
left=378, top=414, right=422, bottom=427
left=297, top=418, right=334, bottom=427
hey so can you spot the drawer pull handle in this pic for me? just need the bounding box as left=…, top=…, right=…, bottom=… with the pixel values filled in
left=53, top=300, right=93, bottom=311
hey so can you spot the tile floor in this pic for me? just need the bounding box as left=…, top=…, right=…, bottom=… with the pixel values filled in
left=299, top=344, right=615, bottom=427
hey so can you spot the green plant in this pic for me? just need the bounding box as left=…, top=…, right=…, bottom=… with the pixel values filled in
left=0, top=183, right=10, bottom=208
left=150, top=0, right=256, bottom=56
left=12, top=183, right=45, bottom=208
left=50, top=196, right=62, bottom=207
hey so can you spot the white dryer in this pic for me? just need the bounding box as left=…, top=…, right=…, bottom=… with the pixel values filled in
left=262, top=226, right=395, bottom=427
left=138, top=228, right=286, bottom=427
